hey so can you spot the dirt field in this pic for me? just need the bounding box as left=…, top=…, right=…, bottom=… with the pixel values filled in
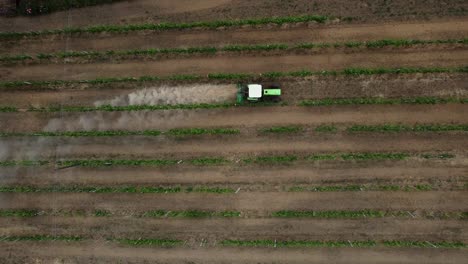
left=1, top=0, right=467, bottom=32
left=0, top=2, right=467, bottom=263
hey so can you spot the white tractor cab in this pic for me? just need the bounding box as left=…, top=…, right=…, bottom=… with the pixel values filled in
left=236, top=83, right=281, bottom=104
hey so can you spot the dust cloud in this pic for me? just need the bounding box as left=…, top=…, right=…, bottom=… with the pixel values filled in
left=94, top=84, right=237, bottom=107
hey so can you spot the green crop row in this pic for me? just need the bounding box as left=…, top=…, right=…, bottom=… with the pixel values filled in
left=167, top=128, right=240, bottom=136
left=0, top=152, right=455, bottom=168
left=0, top=209, right=40, bottom=217
left=113, top=238, right=183, bottom=247
left=1, top=66, right=467, bottom=89
left=0, top=235, right=463, bottom=248
left=0, top=185, right=235, bottom=194
left=300, top=97, right=468, bottom=106
left=347, top=124, right=468, bottom=132
left=288, top=184, right=436, bottom=192
left=0, top=124, right=466, bottom=138
left=0, top=128, right=239, bottom=137
left=307, top=152, right=411, bottom=161
left=2, top=38, right=466, bottom=63
left=243, top=155, right=299, bottom=164
left=261, top=126, right=303, bottom=133
left=221, top=239, right=466, bottom=248
left=0, top=14, right=329, bottom=39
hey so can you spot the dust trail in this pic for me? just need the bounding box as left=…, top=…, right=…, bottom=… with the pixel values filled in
left=94, top=84, right=237, bottom=106
left=44, top=84, right=236, bottom=132
left=42, top=110, right=211, bottom=132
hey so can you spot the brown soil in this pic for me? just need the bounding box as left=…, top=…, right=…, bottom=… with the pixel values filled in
left=1, top=217, right=465, bottom=242
left=1, top=134, right=468, bottom=160
left=2, top=164, right=466, bottom=186
left=0, top=105, right=466, bottom=132
left=2, top=19, right=468, bottom=55
left=1, top=0, right=467, bottom=32
left=2, top=192, right=467, bottom=211
left=2, top=47, right=467, bottom=81
left=1, top=243, right=467, bottom=264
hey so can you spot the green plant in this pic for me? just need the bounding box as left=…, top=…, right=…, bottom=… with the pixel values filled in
left=189, top=157, right=227, bottom=166
left=56, top=159, right=178, bottom=167
left=0, top=14, right=329, bottom=39
left=243, top=155, right=298, bottom=164
left=307, top=154, right=337, bottom=160
left=261, top=126, right=303, bottom=133
left=0, top=209, right=39, bottom=217
left=168, top=128, right=239, bottom=136
left=2, top=67, right=467, bottom=89
left=94, top=210, right=111, bottom=217
left=340, top=152, right=410, bottom=160
left=272, top=210, right=386, bottom=218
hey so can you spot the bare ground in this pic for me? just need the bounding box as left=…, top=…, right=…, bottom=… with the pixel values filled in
left=1, top=243, right=467, bottom=264
left=0, top=105, right=466, bottom=132
left=1, top=164, right=466, bottom=186
left=2, top=48, right=468, bottom=81
left=1, top=0, right=468, bottom=32
left=0, top=217, right=466, bottom=242
left=1, top=134, right=468, bottom=160
left=1, top=192, right=467, bottom=211
left=2, top=19, right=468, bottom=55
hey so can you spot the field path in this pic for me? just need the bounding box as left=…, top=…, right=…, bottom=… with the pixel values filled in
left=2, top=192, right=466, bottom=211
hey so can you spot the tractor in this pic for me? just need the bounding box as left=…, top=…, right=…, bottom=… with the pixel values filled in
left=236, top=83, right=281, bottom=104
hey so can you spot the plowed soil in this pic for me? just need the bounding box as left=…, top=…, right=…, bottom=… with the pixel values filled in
left=1, top=3, right=467, bottom=263
left=2, top=19, right=468, bottom=55
left=1, top=244, right=467, bottom=264
left=1, top=105, right=466, bottom=132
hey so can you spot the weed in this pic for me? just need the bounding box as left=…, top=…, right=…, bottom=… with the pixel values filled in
left=272, top=210, right=386, bottom=218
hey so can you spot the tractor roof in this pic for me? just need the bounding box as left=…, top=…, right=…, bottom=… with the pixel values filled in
left=248, top=84, right=262, bottom=98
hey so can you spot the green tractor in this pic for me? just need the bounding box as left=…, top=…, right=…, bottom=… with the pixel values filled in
left=236, top=83, right=281, bottom=104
